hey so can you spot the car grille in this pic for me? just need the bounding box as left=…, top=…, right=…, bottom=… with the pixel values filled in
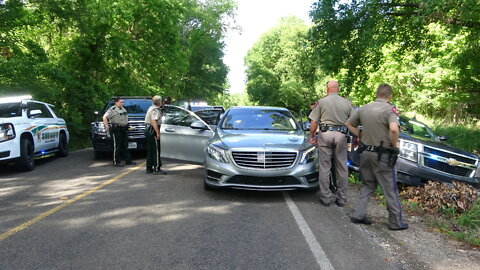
left=227, top=176, right=300, bottom=186
left=422, top=146, right=477, bottom=177
left=231, top=151, right=297, bottom=169
left=128, top=121, right=145, bottom=138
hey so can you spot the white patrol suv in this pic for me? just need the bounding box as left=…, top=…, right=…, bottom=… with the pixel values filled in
left=0, top=95, right=69, bottom=171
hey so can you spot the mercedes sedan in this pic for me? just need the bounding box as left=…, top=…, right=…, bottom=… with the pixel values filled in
left=202, top=106, right=319, bottom=191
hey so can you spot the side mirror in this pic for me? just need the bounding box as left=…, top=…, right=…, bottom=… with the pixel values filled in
left=191, top=121, right=208, bottom=130
left=438, top=135, right=448, bottom=141
left=29, top=109, right=42, bottom=118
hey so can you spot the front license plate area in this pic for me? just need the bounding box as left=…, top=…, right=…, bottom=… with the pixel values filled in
left=128, top=142, right=137, bottom=149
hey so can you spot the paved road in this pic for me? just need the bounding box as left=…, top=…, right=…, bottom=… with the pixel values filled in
left=0, top=149, right=407, bottom=269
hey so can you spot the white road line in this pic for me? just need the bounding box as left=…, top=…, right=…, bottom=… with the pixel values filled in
left=283, top=192, right=334, bottom=270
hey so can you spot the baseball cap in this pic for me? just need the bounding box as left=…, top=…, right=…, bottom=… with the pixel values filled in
left=152, top=95, right=162, bottom=102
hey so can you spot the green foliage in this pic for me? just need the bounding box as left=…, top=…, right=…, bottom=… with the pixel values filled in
left=428, top=200, right=480, bottom=246
left=431, top=124, right=480, bottom=153
left=309, top=0, right=480, bottom=121
left=244, top=16, right=321, bottom=111
left=211, top=92, right=255, bottom=109
left=0, top=0, right=235, bottom=145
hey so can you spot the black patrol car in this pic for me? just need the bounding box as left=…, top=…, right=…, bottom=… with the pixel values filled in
left=90, top=96, right=152, bottom=158
left=347, top=116, right=480, bottom=188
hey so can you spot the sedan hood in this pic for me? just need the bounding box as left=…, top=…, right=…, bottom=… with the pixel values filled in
left=217, top=129, right=309, bottom=150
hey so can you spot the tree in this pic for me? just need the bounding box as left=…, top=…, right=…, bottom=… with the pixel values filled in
left=309, top=0, right=480, bottom=120
left=245, top=16, right=320, bottom=111
left=0, top=0, right=236, bottom=144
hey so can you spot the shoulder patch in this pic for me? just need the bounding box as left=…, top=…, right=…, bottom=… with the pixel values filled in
left=391, top=106, right=399, bottom=116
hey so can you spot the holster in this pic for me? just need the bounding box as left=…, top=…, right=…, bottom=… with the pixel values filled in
left=320, top=124, right=328, bottom=132
left=377, top=141, right=399, bottom=167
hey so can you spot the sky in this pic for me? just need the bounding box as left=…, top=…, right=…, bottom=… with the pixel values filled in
left=223, top=0, right=317, bottom=94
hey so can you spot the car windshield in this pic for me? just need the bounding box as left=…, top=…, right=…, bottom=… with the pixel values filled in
left=399, top=117, right=436, bottom=139
left=0, top=102, right=22, bottom=118
left=221, top=108, right=298, bottom=131
left=105, top=99, right=152, bottom=114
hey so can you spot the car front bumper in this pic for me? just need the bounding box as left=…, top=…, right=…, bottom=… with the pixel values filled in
left=348, top=157, right=480, bottom=188
left=395, top=158, right=480, bottom=188
left=204, top=156, right=319, bottom=191
left=0, top=138, right=20, bottom=162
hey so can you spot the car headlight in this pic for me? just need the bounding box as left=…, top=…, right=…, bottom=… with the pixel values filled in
left=0, top=123, right=15, bottom=142
left=92, top=122, right=106, bottom=135
left=399, top=139, right=418, bottom=162
left=207, top=145, right=229, bottom=163
left=299, top=146, right=317, bottom=164
left=476, top=162, right=480, bottom=178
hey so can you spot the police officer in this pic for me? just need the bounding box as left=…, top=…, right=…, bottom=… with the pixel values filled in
left=103, top=98, right=136, bottom=167
left=309, top=80, right=353, bottom=207
left=145, top=96, right=167, bottom=175
left=345, top=83, right=408, bottom=231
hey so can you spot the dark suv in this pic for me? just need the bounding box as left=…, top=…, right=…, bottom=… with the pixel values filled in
left=90, top=97, right=152, bottom=158
left=348, top=116, right=480, bottom=187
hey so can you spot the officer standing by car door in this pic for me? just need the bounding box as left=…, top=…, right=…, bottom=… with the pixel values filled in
left=345, top=83, right=408, bottom=230
left=103, top=98, right=136, bottom=167
left=145, top=96, right=167, bottom=175
left=309, top=80, right=353, bottom=207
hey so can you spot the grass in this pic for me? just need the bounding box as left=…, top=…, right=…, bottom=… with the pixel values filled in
left=405, top=199, right=480, bottom=247
left=431, top=124, right=480, bottom=154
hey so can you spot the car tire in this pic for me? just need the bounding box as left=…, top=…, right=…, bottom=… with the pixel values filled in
left=56, top=133, right=69, bottom=157
left=16, top=137, right=35, bottom=171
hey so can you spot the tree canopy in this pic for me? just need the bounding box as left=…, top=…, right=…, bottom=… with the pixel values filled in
left=244, top=16, right=321, bottom=111
left=0, top=0, right=235, bottom=141
left=245, top=1, right=479, bottom=123
left=308, top=0, right=479, bottom=121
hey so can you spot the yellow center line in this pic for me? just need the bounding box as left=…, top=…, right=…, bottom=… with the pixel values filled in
left=0, top=162, right=145, bottom=241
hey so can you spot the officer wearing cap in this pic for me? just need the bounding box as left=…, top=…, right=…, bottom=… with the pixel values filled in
left=103, top=98, right=136, bottom=167
left=145, top=96, right=167, bottom=175
left=309, top=80, right=353, bottom=207
left=345, top=83, right=408, bottom=231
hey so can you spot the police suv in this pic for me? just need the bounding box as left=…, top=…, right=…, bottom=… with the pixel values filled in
left=0, top=95, right=69, bottom=171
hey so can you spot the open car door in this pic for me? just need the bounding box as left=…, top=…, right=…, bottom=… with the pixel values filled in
left=193, top=108, right=224, bottom=130
left=160, top=105, right=214, bottom=163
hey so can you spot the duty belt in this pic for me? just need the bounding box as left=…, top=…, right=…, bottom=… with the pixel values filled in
left=320, top=124, right=347, bottom=133
left=363, top=145, right=380, bottom=152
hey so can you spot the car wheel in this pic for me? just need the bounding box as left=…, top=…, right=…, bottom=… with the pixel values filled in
left=16, top=138, right=35, bottom=171
left=56, top=133, right=69, bottom=157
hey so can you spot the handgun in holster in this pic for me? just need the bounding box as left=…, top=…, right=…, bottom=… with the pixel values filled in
left=377, top=141, right=399, bottom=167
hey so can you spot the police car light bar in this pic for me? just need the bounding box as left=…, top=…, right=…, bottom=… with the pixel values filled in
left=0, top=95, right=33, bottom=103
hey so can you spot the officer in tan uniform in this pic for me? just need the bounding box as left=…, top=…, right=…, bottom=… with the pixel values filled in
left=309, top=80, right=353, bottom=207
left=144, top=96, right=167, bottom=175
left=345, top=83, right=408, bottom=230
left=103, top=98, right=136, bottom=167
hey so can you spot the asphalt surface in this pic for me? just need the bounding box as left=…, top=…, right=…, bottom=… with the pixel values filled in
left=0, top=149, right=408, bottom=270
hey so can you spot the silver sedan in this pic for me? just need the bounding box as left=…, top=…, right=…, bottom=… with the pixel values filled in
left=160, top=105, right=319, bottom=191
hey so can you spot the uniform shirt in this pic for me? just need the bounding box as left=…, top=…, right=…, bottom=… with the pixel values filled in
left=347, top=99, right=400, bottom=147
left=308, top=92, right=353, bottom=126
left=145, top=105, right=162, bottom=126
left=103, top=106, right=128, bottom=126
